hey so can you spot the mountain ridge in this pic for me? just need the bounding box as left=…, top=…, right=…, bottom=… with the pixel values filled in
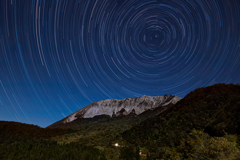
left=1, top=83, right=240, bottom=160
left=48, top=94, right=182, bottom=128
left=121, top=83, right=240, bottom=159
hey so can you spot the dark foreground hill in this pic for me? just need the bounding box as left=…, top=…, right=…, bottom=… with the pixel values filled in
left=122, top=83, right=240, bottom=159
left=1, top=83, right=240, bottom=160
left=0, top=121, right=74, bottom=139
left=0, top=121, right=106, bottom=160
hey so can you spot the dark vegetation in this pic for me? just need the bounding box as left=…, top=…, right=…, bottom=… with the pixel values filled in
left=0, top=121, right=74, bottom=139
left=0, top=121, right=106, bottom=159
left=122, top=83, right=240, bottom=159
left=0, top=83, right=240, bottom=159
left=0, top=134, right=106, bottom=160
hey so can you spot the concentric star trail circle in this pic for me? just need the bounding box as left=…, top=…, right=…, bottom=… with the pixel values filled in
left=0, top=0, right=239, bottom=127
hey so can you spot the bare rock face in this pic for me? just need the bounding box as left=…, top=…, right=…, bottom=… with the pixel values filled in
left=63, top=95, right=182, bottom=123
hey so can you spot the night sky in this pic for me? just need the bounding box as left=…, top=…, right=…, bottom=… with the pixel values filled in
left=0, top=0, right=240, bottom=127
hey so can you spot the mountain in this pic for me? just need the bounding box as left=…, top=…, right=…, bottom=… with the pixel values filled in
left=48, top=94, right=182, bottom=128
left=121, top=83, right=240, bottom=159
left=1, top=84, right=240, bottom=160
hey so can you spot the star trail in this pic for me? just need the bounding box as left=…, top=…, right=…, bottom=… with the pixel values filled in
left=0, top=0, right=240, bottom=127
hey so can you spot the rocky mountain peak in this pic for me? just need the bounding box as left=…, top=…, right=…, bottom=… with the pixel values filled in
left=62, top=95, right=182, bottom=123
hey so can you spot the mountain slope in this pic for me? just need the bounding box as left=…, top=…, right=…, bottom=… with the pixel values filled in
left=121, top=83, right=240, bottom=159
left=48, top=94, right=182, bottom=128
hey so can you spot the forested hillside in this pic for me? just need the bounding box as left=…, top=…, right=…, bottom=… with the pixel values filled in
left=1, top=84, right=240, bottom=159
left=122, top=83, right=240, bottom=159
left=0, top=121, right=107, bottom=159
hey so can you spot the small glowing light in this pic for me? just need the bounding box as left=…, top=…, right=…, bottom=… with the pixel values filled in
left=114, top=143, right=119, bottom=147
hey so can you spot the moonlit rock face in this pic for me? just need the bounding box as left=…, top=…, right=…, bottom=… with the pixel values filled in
left=63, top=95, right=182, bottom=123
left=64, top=113, right=77, bottom=123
